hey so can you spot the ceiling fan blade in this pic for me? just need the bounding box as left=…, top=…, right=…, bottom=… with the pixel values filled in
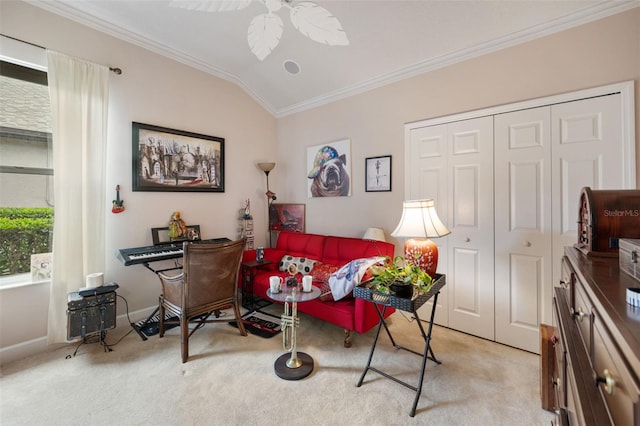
left=289, top=2, right=349, bottom=46
left=168, top=0, right=252, bottom=12
left=248, top=13, right=284, bottom=61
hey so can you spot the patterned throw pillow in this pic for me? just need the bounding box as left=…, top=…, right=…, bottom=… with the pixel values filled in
left=318, top=281, right=335, bottom=302
left=278, top=255, right=318, bottom=274
left=312, top=262, right=340, bottom=283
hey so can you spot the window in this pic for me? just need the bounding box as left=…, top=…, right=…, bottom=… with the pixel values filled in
left=0, top=60, right=54, bottom=282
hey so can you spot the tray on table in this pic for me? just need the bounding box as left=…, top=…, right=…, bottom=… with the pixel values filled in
left=353, top=273, right=446, bottom=312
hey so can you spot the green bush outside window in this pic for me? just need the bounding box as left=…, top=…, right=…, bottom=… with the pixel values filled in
left=0, top=207, right=53, bottom=276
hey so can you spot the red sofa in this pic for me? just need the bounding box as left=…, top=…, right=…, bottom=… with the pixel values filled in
left=241, top=231, right=396, bottom=347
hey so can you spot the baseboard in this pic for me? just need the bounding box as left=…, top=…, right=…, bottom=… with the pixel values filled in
left=0, top=336, right=50, bottom=366
left=0, top=305, right=159, bottom=366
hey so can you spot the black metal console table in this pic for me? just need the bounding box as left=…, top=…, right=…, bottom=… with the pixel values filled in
left=354, top=274, right=446, bottom=417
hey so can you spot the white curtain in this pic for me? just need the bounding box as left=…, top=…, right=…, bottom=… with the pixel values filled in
left=46, top=51, right=109, bottom=343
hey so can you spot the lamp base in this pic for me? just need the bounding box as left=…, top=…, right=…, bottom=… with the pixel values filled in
left=404, top=238, right=438, bottom=278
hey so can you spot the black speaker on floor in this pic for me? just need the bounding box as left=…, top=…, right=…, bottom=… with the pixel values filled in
left=67, top=286, right=117, bottom=340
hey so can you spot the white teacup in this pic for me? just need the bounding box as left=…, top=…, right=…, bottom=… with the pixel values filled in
left=302, top=275, right=313, bottom=292
left=269, top=276, right=283, bottom=293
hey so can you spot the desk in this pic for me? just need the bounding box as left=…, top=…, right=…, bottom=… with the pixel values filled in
left=241, top=259, right=273, bottom=310
left=266, top=286, right=321, bottom=380
left=354, top=274, right=446, bottom=417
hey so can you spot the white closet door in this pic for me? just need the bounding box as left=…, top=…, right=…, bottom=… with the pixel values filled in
left=405, top=83, right=633, bottom=353
left=446, top=117, right=495, bottom=340
left=408, top=123, right=450, bottom=326
left=494, top=107, right=552, bottom=353
left=551, top=94, right=624, bottom=322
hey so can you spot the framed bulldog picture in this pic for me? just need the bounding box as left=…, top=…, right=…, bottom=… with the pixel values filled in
left=365, top=155, right=392, bottom=192
left=306, top=139, right=352, bottom=197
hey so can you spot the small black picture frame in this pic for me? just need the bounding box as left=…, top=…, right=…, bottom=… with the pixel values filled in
left=132, top=122, right=224, bottom=192
left=365, top=155, right=392, bottom=192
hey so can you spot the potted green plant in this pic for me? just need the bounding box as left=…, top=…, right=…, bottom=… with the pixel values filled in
left=368, top=256, right=433, bottom=298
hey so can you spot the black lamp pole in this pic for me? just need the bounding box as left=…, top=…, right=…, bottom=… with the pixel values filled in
left=258, top=162, right=277, bottom=247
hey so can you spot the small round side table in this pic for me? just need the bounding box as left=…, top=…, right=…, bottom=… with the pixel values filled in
left=266, top=286, right=321, bottom=380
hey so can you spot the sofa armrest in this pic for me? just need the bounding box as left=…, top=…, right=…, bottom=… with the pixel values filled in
left=242, top=249, right=257, bottom=263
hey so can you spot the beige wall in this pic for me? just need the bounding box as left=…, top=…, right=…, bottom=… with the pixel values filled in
left=0, top=1, right=277, bottom=360
left=0, top=2, right=638, bottom=363
left=276, top=7, right=639, bottom=247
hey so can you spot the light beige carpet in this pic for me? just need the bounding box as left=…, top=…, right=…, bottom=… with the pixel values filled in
left=1, top=305, right=554, bottom=425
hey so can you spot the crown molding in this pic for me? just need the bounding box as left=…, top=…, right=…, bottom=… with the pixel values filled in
left=26, top=0, right=639, bottom=119
left=275, top=1, right=639, bottom=117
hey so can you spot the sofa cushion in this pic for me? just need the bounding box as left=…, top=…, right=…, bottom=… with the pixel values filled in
left=278, top=255, right=318, bottom=274
left=321, top=236, right=394, bottom=265
left=275, top=232, right=325, bottom=260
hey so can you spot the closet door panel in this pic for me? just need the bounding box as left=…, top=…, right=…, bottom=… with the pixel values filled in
left=452, top=164, right=478, bottom=227
left=446, top=117, right=494, bottom=340
left=495, top=107, right=552, bottom=353
left=551, top=93, right=624, bottom=323
left=451, top=247, right=479, bottom=313
left=553, top=95, right=622, bottom=242
left=409, top=124, right=449, bottom=326
left=409, top=125, right=446, bottom=199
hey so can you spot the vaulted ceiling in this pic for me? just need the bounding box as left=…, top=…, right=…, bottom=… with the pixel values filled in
left=31, top=0, right=637, bottom=117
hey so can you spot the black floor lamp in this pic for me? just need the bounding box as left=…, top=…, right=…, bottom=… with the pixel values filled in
left=257, top=162, right=276, bottom=247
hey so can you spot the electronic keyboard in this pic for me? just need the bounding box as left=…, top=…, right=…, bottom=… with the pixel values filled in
left=116, top=237, right=230, bottom=266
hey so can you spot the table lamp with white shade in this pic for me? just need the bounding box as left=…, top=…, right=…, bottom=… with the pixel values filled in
left=390, top=199, right=450, bottom=278
left=362, top=227, right=386, bottom=242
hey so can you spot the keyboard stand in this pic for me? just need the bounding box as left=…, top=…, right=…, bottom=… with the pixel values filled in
left=120, top=236, right=231, bottom=340
left=132, top=263, right=183, bottom=340
left=142, top=262, right=182, bottom=275
left=131, top=306, right=160, bottom=341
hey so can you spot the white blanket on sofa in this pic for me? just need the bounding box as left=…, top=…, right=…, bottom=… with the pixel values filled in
left=328, top=256, right=386, bottom=301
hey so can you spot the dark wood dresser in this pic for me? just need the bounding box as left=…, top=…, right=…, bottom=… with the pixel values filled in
left=551, top=247, right=640, bottom=425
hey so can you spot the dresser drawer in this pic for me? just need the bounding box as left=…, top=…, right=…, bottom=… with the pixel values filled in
left=565, top=361, right=599, bottom=426
left=562, top=246, right=640, bottom=426
left=592, top=309, right=640, bottom=426
left=559, top=255, right=574, bottom=308
left=553, top=408, right=569, bottom=426
left=572, top=281, right=593, bottom=358
left=552, top=296, right=566, bottom=408
left=565, top=371, right=580, bottom=426
left=554, top=285, right=611, bottom=425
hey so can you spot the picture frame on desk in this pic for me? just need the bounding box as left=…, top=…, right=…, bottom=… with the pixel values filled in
left=132, top=122, right=225, bottom=192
